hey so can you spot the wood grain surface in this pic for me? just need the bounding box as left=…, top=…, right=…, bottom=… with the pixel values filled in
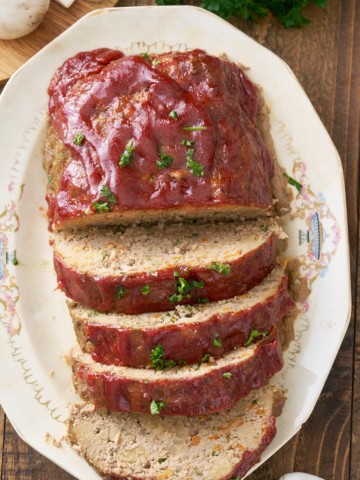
left=0, top=0, right=359, bottom=479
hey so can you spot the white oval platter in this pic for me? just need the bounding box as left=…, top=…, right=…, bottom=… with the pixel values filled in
left=0, top=6, right=351, bottom=480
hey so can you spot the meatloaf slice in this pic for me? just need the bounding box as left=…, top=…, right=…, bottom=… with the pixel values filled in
left=52, top=219, right=280, bottom=315
left=45, top=48, right=288, bottom=231
left=70, top=266, right=294, bottom=367
left=68, top=385, right=284, bottom=480
left=71, top=331, right=283, bottom=416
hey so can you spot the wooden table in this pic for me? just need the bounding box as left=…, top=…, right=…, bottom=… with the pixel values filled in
left=0, top=1, right=359, bottom=479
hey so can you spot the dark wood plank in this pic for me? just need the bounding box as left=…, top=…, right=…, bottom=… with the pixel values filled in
left=1, top=417, right=76, bottom=480
left=240, top=1, right=359, bottom=478
left=0, top=407, right=4, bottom=477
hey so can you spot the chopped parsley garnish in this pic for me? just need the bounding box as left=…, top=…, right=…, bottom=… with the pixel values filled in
left=87, top=310, right=99, bottom=317
left=158, top=458, right=167, bottom=463
left=152, top=58, right=160, bottom=67
left=73, top=133, right=84, bottom=145
left=47, top=175, right=52, bottom=184
left=99, top=185, right=116, bottom=204
left=141, top=284, right=152, bottom=295
left=141, top=52, right=150, bottom=60
left=93, top=201, right=110, bottom=214
left=223, top=372, right=233, bottom=379
left=169, top=110, right=178, bottom=120
left=284, top=173, right=302, bottom=192
left=115, top=286, right=128, bottom=299
left=185, top=149, right=204, bottom=177
left=93, top=185, right=117, bottom=213
left=208, top=262, right=231, bottom=275
left=150, top=345, right=177, bottom=370
left=150, top=399, right=165, bottom=415
left=157, top=153, right=174, bottom=169
left=213, top=337, right=222, bottom=348
left=201, top=353, right=210, bottom=363
left=183, top=125, right=207, bottom=131
left=119, top=140, right=134, bottom=167
left=11, top=256, right=19, bottom=266
left=244, top=329, right=268, bottom=347
left=169, top=275, right=204, bottom=304
left=181, top=138, right=195, bottom=147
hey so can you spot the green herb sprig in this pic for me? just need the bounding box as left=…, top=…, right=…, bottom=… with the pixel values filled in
left=150, top=399, right=165, bottom=415
left=169, top=273, right=205, bottom=304
left=244, top=329, right=269, bottom=347
left=208, top=262, right=231, bottom=275
left=119, top=140, right=134, bottom=167
left=155, top=1, right=328, bottom=28
left=149, top=345, right=177, bottom=370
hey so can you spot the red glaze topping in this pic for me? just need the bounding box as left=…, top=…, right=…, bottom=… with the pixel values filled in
left=47, top=49, right=274, bottom=228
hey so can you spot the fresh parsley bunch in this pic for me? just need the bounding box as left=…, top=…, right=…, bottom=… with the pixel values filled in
left=155, top=0, right=328, bottom=28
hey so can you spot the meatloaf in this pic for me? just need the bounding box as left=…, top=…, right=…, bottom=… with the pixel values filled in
left=68, top=385, right=283, bottom=480
left=52, top=219, right=280, bottom=314
left=45, top=48, right=289, bottom=231
left=71, top=331, right=283, bottom=416
left=70, top=266, right=294, bottom=367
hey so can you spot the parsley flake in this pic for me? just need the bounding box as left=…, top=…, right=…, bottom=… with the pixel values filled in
left=119, top=140, right=134, bottom=167
left=11, top=256, right=19, bottom=266
left=141, top=284, right=151, bottom=295
left=115, top=286, right=128, bottom=299
left=157, top=153, right=174, bottom=169
left=244, top=329, right=268, bottom=347
left=201, top=353, right=210, bottom=363
left=223, top=372, right=233, bottom=379
left=169, top=275, right=204, bottom=304
left=284, top=173, right=302, bottom=192
left=169, top=110, right=178, bottom=120
left=150, top=399, right=165, bottom=415
left=181, top=138, right=195, bottom=147
left=152, top=58, right=160, bottom=67
left=150, top=345, right=177, bottom=370
left=158, top=458, right=167, bottom=464
left=185, top=149, right=204, bottom=177
left=183, top=125, right=207, bottom=131
left=93, top=201, right=110, bottom=214
left=141, top=52, right=150, bottom=60
left=213, top=337, right=222, bottom=348
left=73, top=133, right=84, bottom=145
left=99, top=185, right=116, bottom=203
left=209, top=262, right=231, bottom=275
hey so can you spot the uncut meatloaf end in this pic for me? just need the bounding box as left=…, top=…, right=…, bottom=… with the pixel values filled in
left=52, top=219, right=281, bottom=315
left=44, top=49, right=288, bottom=231
left=68, top=385, right=285, bottom=480
left=71, top=331, right=283, bottom=416
left=70, top=266, right=295, bottom=367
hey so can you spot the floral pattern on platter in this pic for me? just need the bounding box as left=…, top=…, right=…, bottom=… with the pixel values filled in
left=0, top=185, right=22, bottom=337
left=290, top=161, right=340, bottom=286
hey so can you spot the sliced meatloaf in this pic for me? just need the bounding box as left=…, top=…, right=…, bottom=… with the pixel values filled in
left=71, top=331, right=283, bottom=416
left=70, top=266, right=295, bottom=367
left=52, top=219, right=280, bottom=315
left=45, top=48, right=289, bottom=231
left=68, top=385, right=284, bottom=480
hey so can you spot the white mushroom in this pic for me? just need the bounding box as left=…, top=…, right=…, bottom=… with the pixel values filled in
left=0, top=0, right=50, bottom=40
